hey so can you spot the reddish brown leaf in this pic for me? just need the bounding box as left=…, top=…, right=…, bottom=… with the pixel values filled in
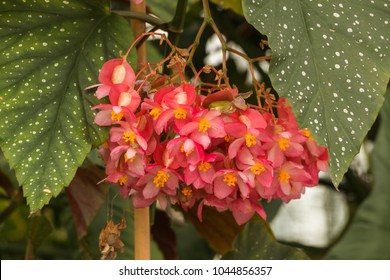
left=66, top=167, right=108, bottom=239
left=183, top=205, right=244, bottom=254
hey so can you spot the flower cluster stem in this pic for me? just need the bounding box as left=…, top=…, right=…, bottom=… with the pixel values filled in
left=130, top=0, right=150, bottom=260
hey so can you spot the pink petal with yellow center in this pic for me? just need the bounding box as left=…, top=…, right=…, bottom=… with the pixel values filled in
left=214, top=176, right=236, bottom=199
left=94, top=110, right=113, bottom=126
left=143, top=181, right=160, bottom=199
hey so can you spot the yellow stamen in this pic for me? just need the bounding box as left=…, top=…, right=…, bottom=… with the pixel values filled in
left=124, top=153, right=135, bottom=163
left=245, top=133, right=257, bottom=147
left=198, top=118, right=211, bottom=132
left=153, top=170, right=170, bottom=188
left=122, top=131, right=135, bottom=144
left=251, top=162, right=266, bottom=175
left=181, top=187, right=192, bottom=197
left=224, top=135, right=231, bottom=142
left=180, top=144, right=194, bottom=156
left=149, top=108, right=162, bottom=120
left=278, top=138, right=290, bottom=151
left=111, top=111, right=123, bottom=121
left=116, top=175, right=127, bottom=186
left=198, top=162, right=211, bottom=172
left=223, top=173, right=237, bottom=187
left=278, top=170, right=290, bottom=183
left=174, top=108, right=187, bottom=119
left=301, top=129, right=314, bottom=141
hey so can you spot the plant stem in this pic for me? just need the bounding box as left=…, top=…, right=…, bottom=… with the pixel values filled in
left=113, top=10, right=164, bottom=27
left=131, top=1, right=147, bottom=73
left=130, top=0, right=150, bottom=260
left=169, top=0, right=188, bottom=45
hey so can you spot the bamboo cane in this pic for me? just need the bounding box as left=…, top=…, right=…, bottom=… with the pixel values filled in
left=130, top=0, right=150, bottom=260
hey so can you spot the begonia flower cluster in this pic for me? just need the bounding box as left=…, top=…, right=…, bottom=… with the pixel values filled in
left=91, top=58, right=328, bottom=225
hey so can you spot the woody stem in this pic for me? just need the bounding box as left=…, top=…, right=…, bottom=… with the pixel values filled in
left=130, top=0, right=150, bottom=260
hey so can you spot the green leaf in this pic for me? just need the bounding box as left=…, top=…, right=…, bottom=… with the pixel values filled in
left=148, top=0, right=199, bottom=22
left=325, top=88, right=390, bottom=260
left=243, top=0, right=390, bottom=185
left=222, top=219, right=309, bottom=259
left=27, top=213, right=53, bottom=251
left=0, top=0, right=134, bottom=212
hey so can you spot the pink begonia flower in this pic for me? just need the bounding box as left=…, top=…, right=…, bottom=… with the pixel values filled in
left=226, top=109, right=268, bottom=159
left=141, top=98, right=166, bottom=134
left=134, top=165, right=181, bottom=206
left=108, top=84, right=141, bottom=112
left=184, top=152, right=224, bottom=191
left=154, top=83, right=196, bottom=108
left=230, top=198, right=267, bottom=225
left=109, top=121, right=147, bottom=150
left=166, top=137, right=204, bottom=168
left=300, top=129, right=329, bottom=170
left=241, top=160, right=273, bottom=189
left=276, top=98, right=299, bottom=130
left=131, top=190, right=156, bottom=208
left=271, top=161, right=313, bottom=202
left=178, top=185, right=200, bottom=211
left=264, top=130, right=306, bottom=168
left=108, top=145, right=146, bottom=177
left=180, top=109, right=226, bottom=149
left=92, top=104, right=136, bottom=126
left=105, top=172, right=138, bottom=198
left=94, top=58, right=136, bottom=99
left=99, top=58, right=135, bottom=87
left=135, top=113, right=158, bottom=155
left=151, top=84, right=197, bottom=134
left=213, top=169, right=250, bottom=200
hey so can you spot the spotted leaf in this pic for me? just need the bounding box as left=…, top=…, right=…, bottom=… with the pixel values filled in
left=243, top=0, right=390, bottom=185
left=0, top=0, right=134, bottom=212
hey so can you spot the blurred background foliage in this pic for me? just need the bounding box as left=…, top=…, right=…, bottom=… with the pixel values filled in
left=1, top=0, right=389, bottom=260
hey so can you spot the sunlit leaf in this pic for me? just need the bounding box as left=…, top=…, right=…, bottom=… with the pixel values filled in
left=243, top=0, right=390, bottom=185
left=325, top=87, right=390, bottom=260
left=0, top=0, right=134, bottom=212
left=223, top=219, right=309, bottom=259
